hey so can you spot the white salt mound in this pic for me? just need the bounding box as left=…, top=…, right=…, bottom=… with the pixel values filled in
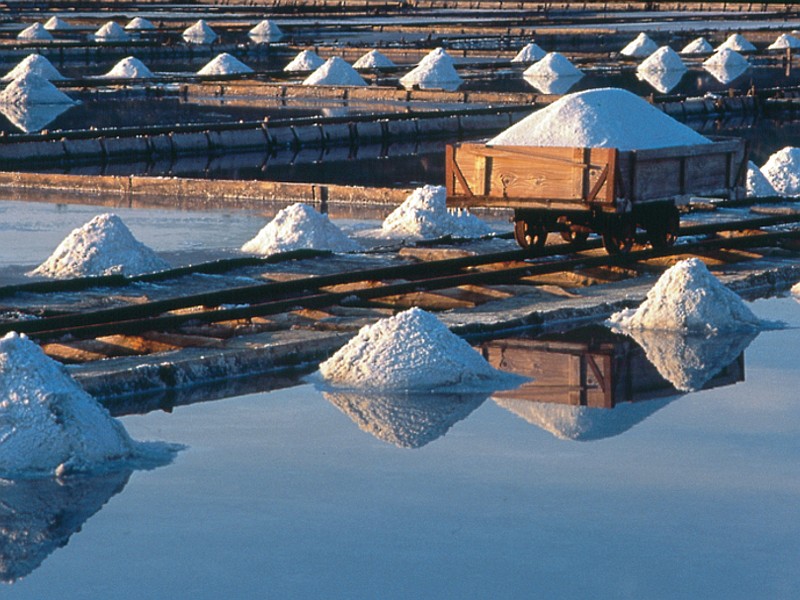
left=17, top=23, right=53, bottom=41
left=760, top=147, right=800, bottom=196
left=198, top=53, right=253, bottom=76
left=303, top=57, right=366, bottom=86
left=352, top=49, right=395, bottom=69
left=607, top=258, right=761, bottom=333
left=637, top=46, right=686, bottom=72
left=488, top=88, right=709, bottom=149
left=126, top=17, right=156, bottom=30
left=44, top=16, right=73, bottom=31
left=380, top=185, right=492, bottom=240
left=620, top=32, right=659, bottom=58
left=399, top=48, right=463, bottom=89
left=0, top=72, right=74, bottom=106
left=511, top=42, right=546, bottom=63
left=717, top=33, right=756, bottom=52
left=703, top=48, right=750, bottom=70
left=522, top=51, right=582, bottom=79
left=2, top=54, right=65, bottom=82
left=94, top=22, right=129, bottom=41
left=746, top=160, right=777, bottom=197
left=241, top=203, right=361, bottom=255
left=319, top=307, right=517, bottom=391
left=680, top=37, right=713, bottom=55
left=248, top=19, right=283, bottom=39
left=284, top=49, right=325, bottom=72
left=30, top=213, right=169, bottom=278
left=769, top=33, right=800, bottom=50
left=103, top=56, right=154, bottom=79
left=183, top=20, right=217, bottom=44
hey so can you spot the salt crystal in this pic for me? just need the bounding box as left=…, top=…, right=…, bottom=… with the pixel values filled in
left=768, top=33, right=800, bottom=50
left=248, top=19, right=282, bottom=41
left=125, top=17, right=156, bottom=30
left=43, top=16, right=72, bottom=31
left=0, top=72, right=75, bottom=106
left=522, top=51, right=582, bottom=79
left=182, top=19, right=217, bottom=44
left=94, top=22, right=129, bottom=41
left=680, top=37, right=713, bottom=55
left=399, top=48, right=462, bottom=90
left=746, top=160, right=778, bottom=197
left=284, top=49, right=325, bottom=72
left=637, top=46, right=686, bottom=72
left=352, top=49, right=395, bottom=69
left=302, top=57, right=366, bottom=86
left=197, top=53, right=253, bottom=76
left=511, top=42, right=546, bottom=63
left=760, top=147, right=800, bottom=196
left=2, top=55, right=65, bottom=82
left=716, top=33, right=756, bottom=53
left=102, top=56, right=154, bottom=79
left=620, top=32, right=659, bottom=58
left=17, top=23, right=53, bottom=41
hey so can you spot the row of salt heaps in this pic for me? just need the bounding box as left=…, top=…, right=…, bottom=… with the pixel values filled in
left=621, top=31, right=792, bottom=57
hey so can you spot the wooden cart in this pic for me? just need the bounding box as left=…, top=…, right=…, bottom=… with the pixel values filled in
left=446, top=138, right=748, bottom=254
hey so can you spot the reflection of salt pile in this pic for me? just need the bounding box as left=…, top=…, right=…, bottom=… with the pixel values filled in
left=680, top=37, right=713, bottom=55
left=94, top=21, right=129, bottom=41
left=769, top=33, right=800, bottom=50
left=241, top=203, right=361, bottom=255
left=198, top=53, right=253, bottom=75
left=324, top=390, right=486, bottom=448
left=44, top=16, right=73, bottom=31
left=248, top=19, right=283, bottom=41
left=620, top=32, right=659, bottom=58
left=284, top=49, right=325, bottom=72
left=608, top=258, right=761, bottom=333
left=0, top=72, right=75, bottom=106
left=624, top=329, right=756, bottom=392
left=636, top=68, right=684, bottom=94
left=30, top=213, right=169, bottom=278
left=512, top=42, right=546, bottom=63
left=746, top=160, right=778, bottom=197
left=125, top=17, right=156, bottom=30
left=303, top=57, right=366, bottom=86
left=637, top=46, right=686, bottom=73
left=523, top=74, right=581, bottom=95
left=522, top=51, right=583, bottom=79
left=103, top=56, right=154, bottom=79
left=399, top=48, right=463, bottom=90
left=0, top=101, right=72, bottom=133
left=488, top=88, right=709, bottom=149
left=2, top=54, right=65, bottom=82
left=320, top=307, right=518, bottom=390
left=183, top=19, right=217, bottom=44
left=760, top=147, right=800, bottom=196
left=353, top=49, right=395, bottom=69
left=716, top=33, right=756, bottom=52
left=380, top=185, right=492, bottom=240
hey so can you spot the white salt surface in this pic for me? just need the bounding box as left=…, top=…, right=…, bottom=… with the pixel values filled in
left=0, top=101, right=72, bottom=133
left=43, top=16, right=72, bottom=31
left=522, top=52, right=582, bottom=79
left=379, top=185, right=492, bottom=240
left=607, top=258, right=761, bottom=333
left=2, top=55, right=65, bottom=82
left=637, top=46, right=686, bottom=72
left=319, top=307, right=520, bottom=391
left=303, top=57, right=366, bottom=86
left=248, top=20, right=282, bottom=41
left=0, top=72, right=75, bottom=106
left=17, top=23, right=53, bottom=41
left=680, top=37, right=713, bottom=55
left=760, top=147, right=800, bottom=196
left=284, top=50, right=325, bottom=72
left=103, top=56, right=154, bottom=79
left=399, top=48, right=463, bottom=90
left=511, top=42, right=546, bottom=63
left=183, top=20, right=217, bottom=44
left=94, top=22, right=129, bottom=41
left=352, top=49, right=395, bottom=69
left=717, top=33, right=756, bottom=52
left=746, top=160, right=778, bottom=197
left=620, top=32, right=659, bottom=58
left=241, top=203, right=361, bottom=255
left=703, top=47, right=750, bottom=70
left=636, top=68, right=684, bottom=94
left=488, top=88, right=709, bottom=149
left=523, top=73, right=582, bottom=95
left=30, top=213, right=169, bottom=278
left=197, top=53, right=253, bottom=75
left=126, top=17, right=156, bottom=30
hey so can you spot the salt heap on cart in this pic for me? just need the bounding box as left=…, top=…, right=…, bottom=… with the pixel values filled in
left=198, top=53, right=253, bottom=75
left=103, top=57, right=154, bottom=79
left=2, top=55, right=65, bottom=82
left=620, top=32, right=658, bottom=58
left=353, top=49, right=395, bottom=69
left=284, top=49, right=325, bottom=72
left=303, top=57, right=366, bottom=86
left=399, top=48, right=462, bottom=90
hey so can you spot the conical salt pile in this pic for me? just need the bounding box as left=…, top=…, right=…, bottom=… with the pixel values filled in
left=125, top=17, right=156, bottom=30
left=248, top=19, right=283, bottom=41
left=522, top=51, right=582, bottom=79
left=102, top=56, right=154, bottom=79
left=94, top=22, right=129, bottom=41
left=680, top=37, right=713, bottom=55
left=768, top=33, right=800, bottom=50
left=197, top=53, right=253, bottom=75
left=637, top=46, right=686, bottom=72
left=353, top=49, right=395, bottom=69
left=0, top=72, right=74, bottom=106
left=716, top=33, right=756, bottom=52
left=284, top=49, right=325, bottom=72
left=17, top=23, right=53, bottom=41
left=2, top=54, right=65, bottom=82
left=302, top=57, right=366, bottom=86
left=760, top=147, right=800, bottom=196
left=399, top=48, right=462, bottom=90
left=43, top=16, right=72, bottom=31
left=746, top=161, right=777, bottom=197
left=620, top=32, right=658, bottom=58
left=703, top=48, right=750, bottom=84
left=182, top=19, right=217, bottom=44
left=511, top=42, right=546, bottom=63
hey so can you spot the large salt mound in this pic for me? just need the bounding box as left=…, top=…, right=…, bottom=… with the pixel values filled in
left=637, top=46, right=686, bottom=72
left=94, top=21, right=129, bottom=41
left=746, top=160, right=778, bottom=197
left=717, top=33, right=756, bottom=53
left=680, top=37, right=713, bottom=55
left=103, top=56, right=154, bottom=79
left=198, top=53, right=253, bottom=75
left=399, top=48, right=463, bottom=90
left=760, top=147, right=800, bottom=196
left=511, top=42, right=546, bottom=63
left=0, top=72, right=75, bottom=106
left=17, top=23, right=53, bottom=41
left=248, top=19, right=283, bottom=41
left=769, top=33, right=800, bottom=50
left=125, top=17, right=156, bottom=30
left=319, top=307, right=519, bottom=391
left=30, top=213, right=169, bottom=278
left=620, top=32, right=659, bottom=58
left=522, top=51, right=582, bottom=79
left=353, top=49, right=395, bottom=69
left=487, top=88, right=709, bottom=149
left=284, top=49, right=325, bottom=72
left=44, top=16, right=73, bottom=31
left=2, top=54, right=65, bottom=82
left=303, top=57, right=366, bottom=86
left=607, top=258, right=761, bottom=333
left=380, top=185, right=492, bottom=240
left=241, top=203, right=361, bottom=255
left=183, top=19, right=217, bottom=44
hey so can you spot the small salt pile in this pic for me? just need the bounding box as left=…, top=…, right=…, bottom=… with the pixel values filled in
left=637, top=46, right=686, bottom=72
left=703, top=48, right=750, bottom=84
left=0, top=72, right=74, bottom=106
left=17, top=23, right=53, bottom=41
left=183, top=19, right=217, bottom=44
left=399, top=48, right=463, bottom=90
left=125, top=17, right=156, bottom=30
left=746, top=160, right=778, bottom=197
left=248, top=19, right=283, bottom=41
left=303, top=57, right=366, bottom=86
left=197, top=53, right=253, bottom=76
left=2, top=54, right=65, bottom=82
left=522, top=52, right=583, bottom=79
left=380, top=185, right=492, bottom=240
left=620, top=32, right=659, bottom=58
left=284, top=49, right=325, bottom=72
left=716, top=33, right=756, bottom=53
left=319, top=307, right=518, bottom=390
left=43, top=16, right=72, bottom=31
left=760, top=147, right=800, bottom=196
left=511, top=42, right=546, bottom=63
left=768, top=33, right=800, bottom=50
left=607, top=258, right=761, bottom=333
left=94, top=22, right=129, bottom=41
left=30, top=213, right=169, bottom=278
left=352, top=49, right=395, bottom=70
left=487, top=88, right=709, bottom=149
left=241, top=203, right=361, bottom=256
left=102, top=56, right=154, bottom=79
left=680, top=37, right=713, bottom=55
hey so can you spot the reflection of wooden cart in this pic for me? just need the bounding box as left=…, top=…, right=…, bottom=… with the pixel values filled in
left=446, top=138, right=748, bottom=254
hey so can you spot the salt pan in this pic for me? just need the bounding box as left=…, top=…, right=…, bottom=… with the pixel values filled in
left=197, top=53, right=253, bottom=76
left=43, top=16, right=72, bottom=31
left=760, top=147, right=800, bottom=196
left=241, top=203, right=361, bottom=255
left=93, top=22, right=129, bottom=41
left=620, top=32, right=658, bottom=58
left=103, top=56, right=154, bottom=79
left=284, top=49, right=325, bottom=72
left=399, top=48, right=462, bottom=90
left=303, top=57, right=366, bottom=86
left=746, top=160, right=778, bottom=197
left=352, top=49, right=395, bottom=70
left=0, top=72, right=75, bottom=106
left=769, top=33, right=800, bottom=50
left=680, top=37, right=713, bottom=55
left=716, top=33, right=756, bottom=53
left=17, top=23, right=52, bottom=41
left=637, top=46, right=686, bottom=72
left=2, top=55, right=65, bottom=82
left=487, top=88, right=709, bottom=149
left=30, top=213, right=169, bottom=278
left=607, top=258, right=761, bottom=333
left=511, top=42, right=546, bottom=63
left=125, top=17, right=156, bottom=30
left=183, top=20, right=217, bottom=44
left=248, top=20, right=282, bottom=41
left=522, top=51, right=582, bottom=79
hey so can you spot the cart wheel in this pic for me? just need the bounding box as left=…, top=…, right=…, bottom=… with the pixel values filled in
left=514, top=218, right=548, bottom=253
left=602, top=216, right=636, bottom=255
left=647, top=206, right=680, bottom=250
left=560, top=228, right=590, bottom=246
